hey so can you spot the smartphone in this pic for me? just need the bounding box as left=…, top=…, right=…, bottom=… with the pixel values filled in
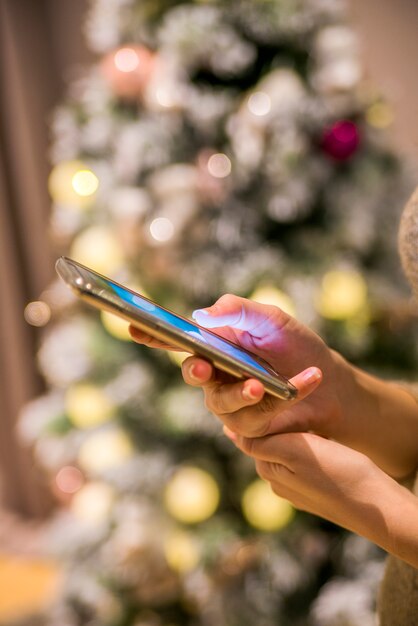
left=55, top=257, right=297, bottom=401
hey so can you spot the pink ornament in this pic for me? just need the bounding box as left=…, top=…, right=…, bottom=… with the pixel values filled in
left=321, top=120, right=360, bottom=161
left=101, top=45, right=155, bottom=100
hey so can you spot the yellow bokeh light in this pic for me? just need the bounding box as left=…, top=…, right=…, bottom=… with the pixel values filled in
left=366, top=101, right=394, bottom=129
left=168, top=350, right=191, bottom=367
left=242, top=479, right=295, bottom=531
left=250, top=285, right=296, bottom=317
left=316, top=269, right=368, bottom=320
left=70, top=226, right=124, bottom=275
left=164, top=530, right=200, bottom=573
left=101, top=311, right=132, bottom=341
left=71, top=482, right=115, bottom=525
left=164, top=466, right=220, bottom=524
left=78, top=428, right=134, bottom=473
left=65, top=384, right=114, bottom=429
left=48, top=160, right=97, bottom=209
left=71, top=169, right=99, bottom=197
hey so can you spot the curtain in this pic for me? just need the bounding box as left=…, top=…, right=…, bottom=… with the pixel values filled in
left=0, top=0, right=88, bottom=517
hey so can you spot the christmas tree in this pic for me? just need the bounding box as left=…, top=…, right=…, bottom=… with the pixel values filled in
left=20, top=1, right=418, bottom=624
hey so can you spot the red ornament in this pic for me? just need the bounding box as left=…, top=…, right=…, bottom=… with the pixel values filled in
left=101, top=45, right=156, bottom=100
left=321, top=120, right=360, bottom=161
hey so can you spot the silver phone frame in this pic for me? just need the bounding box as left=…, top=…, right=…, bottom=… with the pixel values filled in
left=56, top=257, right=297, bottom=401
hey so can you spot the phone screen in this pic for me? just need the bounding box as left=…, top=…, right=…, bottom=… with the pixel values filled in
left=105, top=281, right=277, bottom=378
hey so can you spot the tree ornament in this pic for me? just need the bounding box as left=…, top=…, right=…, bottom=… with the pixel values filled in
left=78, top=427, right=134, bottom=473
left=164, top=466, right=220, bottom=524
left=101, top=45, right=156, bottom=100
left=316, top=269, right=368, bottom=320
left=241, top=479, right=295, bottom=532
left=321, top=120, right=360, bottom=161
left=65, top=383, right=114, bottom=429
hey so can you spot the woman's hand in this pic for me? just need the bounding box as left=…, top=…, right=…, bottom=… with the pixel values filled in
left=131, top=293, right=347, bottom=440
left=130, top=293, right=418, bottom=479
left=226, top=428, right=418, bottom=569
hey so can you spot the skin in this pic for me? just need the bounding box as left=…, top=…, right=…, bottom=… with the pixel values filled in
left=129, top=294, right=418, bottom=568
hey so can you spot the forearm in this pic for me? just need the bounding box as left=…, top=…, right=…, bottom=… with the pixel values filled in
left=354, top=472, right=418, bottom=569
left=331, top=352, right=418, bottom=480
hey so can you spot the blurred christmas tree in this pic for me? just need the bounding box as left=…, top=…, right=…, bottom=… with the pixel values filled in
left=19, top=1, right=418, bottom=625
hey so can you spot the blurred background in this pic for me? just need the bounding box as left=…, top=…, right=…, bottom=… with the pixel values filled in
left=0, top=0, right=418, bottom=624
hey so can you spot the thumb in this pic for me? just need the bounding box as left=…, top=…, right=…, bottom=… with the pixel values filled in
left=192, top=293, right=290, bottom=337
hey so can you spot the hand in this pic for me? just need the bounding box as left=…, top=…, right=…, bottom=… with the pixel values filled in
left=226, top=428, right=418, bottom=569
left=131, top=294, right=346, bottom=439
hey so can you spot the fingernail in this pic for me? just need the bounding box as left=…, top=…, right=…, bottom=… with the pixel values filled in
left=303, top=368, right=321, bottom=385
left=242, top=382, right=259, bottom=401
left=192, top=309, right=210, bottom=320
left=189, top=364, right=201, bottom=381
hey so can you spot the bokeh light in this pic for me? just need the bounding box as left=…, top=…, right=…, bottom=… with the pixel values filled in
left=164, top=466, right=220, bottom=524
left=242, top=479, right=295, bottom=531
left=65, top=384, right=114, bottom=429
left=101, top=310, right=132, bottom=341
left=207, top=153, right=232, bottom=178
left=24, top=301, right=51, bottom=327
left=71, top=482, right=115, bottom=525
left=71, top=169, right=99, bottom=197
left=250, top=285, right=296, bottom=318
left=247, top=91, right=271, bottom=116
left=55, top=466, right=84, bottom=494
left=114, top=48, right=140, bottom=73
left=149, top=217, right=175, bottom=242
left=366, top=101, right=394, bottom=129
left=164, top=530, right=200, bottom=573
left=78, top=428, right=134, bottom=473
left=316, top=269, right=368, bottom=320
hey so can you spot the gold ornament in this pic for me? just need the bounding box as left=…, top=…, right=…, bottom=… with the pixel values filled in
left=164, top=530, right=200, bottom=573
left=316, top=269, right=368, bottom=320
left=242, top=478, right=295, bottom=531
left=48, top=160, right=98, bottom=208
left=70, top=226, right=124, bottom=275
left=71, top=482, right=115, bottom=524
left=66, top=384, right=114, bottom=429
left=101, top=311, right=131, bottom=341
left=78, top=427, right=134, bottom=473
left=250, top=285, right=296, bottom=317
left=164, top=466, right=220, bottom=524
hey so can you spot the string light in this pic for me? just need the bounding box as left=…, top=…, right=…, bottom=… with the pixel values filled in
left=24, top=301, right=51, bottom=327
left=71, top=169, right=99, bottom=197
left=149, top=217, right=175, bottom=242
left=207, top=153, right=232, bottom=178
left=247, top=91, right=271, bottom=116
left=114, top=48, right=140, bottom=73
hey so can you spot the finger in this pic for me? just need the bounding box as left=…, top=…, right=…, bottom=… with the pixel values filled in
left=192, top=293, right=290, bottom=338
left=181, top=356, right=215, bottom=387
left=129, top=325, right=185, bottom=351
left=210, top=366, right=322, bottom=437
